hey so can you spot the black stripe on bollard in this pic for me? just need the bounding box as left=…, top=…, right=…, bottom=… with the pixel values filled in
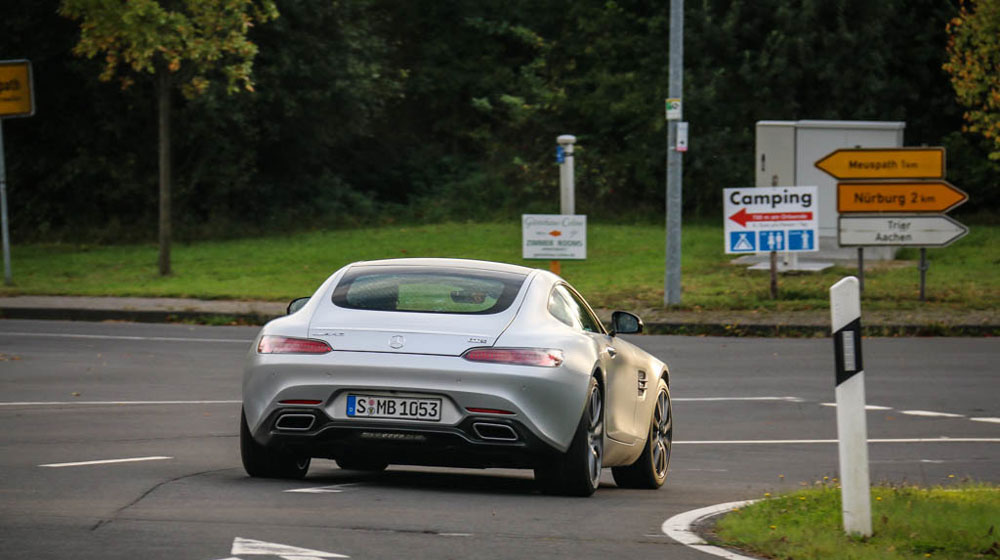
left=833, top=317, right=863, bottom=386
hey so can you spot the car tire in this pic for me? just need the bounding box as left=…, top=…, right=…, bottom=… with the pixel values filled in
left=536, top=376, right=603, bottom=497
left=611, top=379, right=671, bottom=489
left=240, top=408, right=311, bottom=479
left=336, top=457, right=388, bottom=472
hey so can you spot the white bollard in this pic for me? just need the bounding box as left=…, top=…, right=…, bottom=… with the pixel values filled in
left=557, top=134, right=576, bottom=215
left=830, top=276, right=872, bottom=537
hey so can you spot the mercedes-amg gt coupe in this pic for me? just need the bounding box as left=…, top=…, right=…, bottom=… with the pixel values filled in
left=241, top=258, right=672, bottom=496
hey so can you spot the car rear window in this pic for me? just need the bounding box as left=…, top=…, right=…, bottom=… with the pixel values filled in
left=331, top=266, right=527, bottom=314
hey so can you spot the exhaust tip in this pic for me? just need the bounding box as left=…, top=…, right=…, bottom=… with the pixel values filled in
left=275, top=413, right=316, bottom=431
left=472, top=422, right=518, bottom=441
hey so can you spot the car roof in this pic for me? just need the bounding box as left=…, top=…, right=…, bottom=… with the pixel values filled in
left=346, top=258, right=538, bottom=276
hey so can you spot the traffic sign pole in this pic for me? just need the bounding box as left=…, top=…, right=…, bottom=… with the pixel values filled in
left=0, top=120, right=10, bottom=285
left=554, top=135, right=577, bottom=276
left=664, top=0, right=684, bottom=306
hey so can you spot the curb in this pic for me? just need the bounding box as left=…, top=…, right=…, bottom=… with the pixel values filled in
left=1, top=304, right=996, bottom=336
left=661, top=499, right=764, bottom=560
left=0, top=307, right=278, bottom=326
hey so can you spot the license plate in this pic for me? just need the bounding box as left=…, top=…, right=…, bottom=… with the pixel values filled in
left=346, top=395, right=441, bottom=421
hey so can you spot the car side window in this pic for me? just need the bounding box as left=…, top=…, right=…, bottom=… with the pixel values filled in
left=549, top=285, right=602, bottom=333
left=564, top=287, right=603, bottom=333
left=548, top=286, right=582, bottom=329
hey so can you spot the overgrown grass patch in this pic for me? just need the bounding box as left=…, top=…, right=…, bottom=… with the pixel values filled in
left=1, top=221, right=997, bottom=312
left=714, top=481, right=1000, bottom=559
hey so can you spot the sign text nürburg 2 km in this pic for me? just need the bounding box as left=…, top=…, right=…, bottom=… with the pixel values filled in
left=837, top=181, right=968, bottom=213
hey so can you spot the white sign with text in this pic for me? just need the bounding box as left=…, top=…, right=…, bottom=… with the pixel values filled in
left=522, top=214, right=587, bottom=260
left=723, top=186, right=819, bottom=254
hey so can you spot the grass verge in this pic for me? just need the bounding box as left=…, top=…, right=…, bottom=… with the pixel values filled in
left=0, top=221, right=997, bottom=313
left=713, top=481, right=1000, bottom=559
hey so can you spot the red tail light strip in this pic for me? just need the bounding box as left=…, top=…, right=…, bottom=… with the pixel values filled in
left=257, top=335, right=332, bottom=354
left=466, top=407, right=514, bottom=415
left=462, top=347, right=564, bottom=367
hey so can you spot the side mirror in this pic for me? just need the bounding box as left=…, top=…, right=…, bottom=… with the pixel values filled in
left=286, top=297, right=310, bottom=315
left=610, top=311, right=643, bottom=336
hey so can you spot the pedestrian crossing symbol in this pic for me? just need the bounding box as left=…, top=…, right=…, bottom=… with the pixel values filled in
left=729, top=232, right=756, bottom=252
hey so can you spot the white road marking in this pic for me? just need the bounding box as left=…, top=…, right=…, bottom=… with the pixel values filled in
left=819, top=402, right=892, bottom=410
left=674, top=396, right=803, bottom=402
left=661, top=499, right=761, bottom=560
left=675, top=437, right=1000, bottom=445
left=1, top=400, right=240, bottom=407
left=901, top=410, right=966, bottom=418
left=285, top=483, right=361, bottom=494
left=0, top=331, right=251, bottom=343
left=231, top=537, right=348, bottom=558
left=970, top=417, right=1000, bottom=424
left=39, top=456, right=172, bottom=468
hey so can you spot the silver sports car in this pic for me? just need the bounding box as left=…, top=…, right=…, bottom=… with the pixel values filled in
left=241, top=258, right=672, bottom=496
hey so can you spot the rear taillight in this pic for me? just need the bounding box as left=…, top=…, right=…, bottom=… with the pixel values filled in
left=462, top=348, right=564, bottom=367
left=257, top=335, right=332, bottom=354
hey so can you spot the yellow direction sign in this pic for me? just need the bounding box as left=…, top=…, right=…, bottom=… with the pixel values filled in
left=838, top=181, right=968, bottom=213
left=816, top=147, right=945, bottom=180
left=0, top=60, right=34, bottom=118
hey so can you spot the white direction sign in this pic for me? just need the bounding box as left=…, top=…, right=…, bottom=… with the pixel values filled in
left=522, top=214, right=587, bottom=260
left=723, top=186, right=819, bottom=254
left=838, top=215, right=968, bottom=247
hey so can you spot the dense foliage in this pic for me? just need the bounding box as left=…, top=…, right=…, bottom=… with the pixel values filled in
left=945, top=0, right=1000, bottom=160
left=1, top=0, right=997, bottom=242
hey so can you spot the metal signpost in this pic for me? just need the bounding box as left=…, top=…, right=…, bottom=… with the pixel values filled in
left=0, top=59, right=36, bottom=286
left=830, top=276, right=872, bottom=537
left=723, top=186, right=819, bottom=298
left=817, top=146, right=968, bottom=298
left=664, top=0, right=684, bottom=306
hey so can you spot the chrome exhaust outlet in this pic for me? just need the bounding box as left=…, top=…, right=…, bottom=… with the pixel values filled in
left=472, top=422, right=518, bottom=441
left=275, top=413, right=316, bottom=431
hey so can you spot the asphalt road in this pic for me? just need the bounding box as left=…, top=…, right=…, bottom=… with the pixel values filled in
left=1, top=319, right=997, bottom=560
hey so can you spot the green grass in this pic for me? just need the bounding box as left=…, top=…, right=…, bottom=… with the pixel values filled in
left=714, top=481, right=1000, bottom=560
left=1, top=221, right=997, bottom=311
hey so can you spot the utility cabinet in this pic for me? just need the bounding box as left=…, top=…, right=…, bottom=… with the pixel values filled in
left=755, top=120, right=904, bottom=259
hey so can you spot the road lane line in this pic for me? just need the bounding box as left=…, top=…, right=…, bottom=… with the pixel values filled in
left=662, top=499, right=761, bottom=560
left=971, top=417, right=1000, bottom=424
left=901, top=410, right=966, bottom=418
left=675, top=437, right=1000, bottom=445
left=39, top=456, right=172, bottom=468
left=0, top=332, right=251, bottom=343
left=674, top=396, right=804, bottom=402
left=1, top=400, right=240, bottom=406
left=820, top=402, right=893, bottom=410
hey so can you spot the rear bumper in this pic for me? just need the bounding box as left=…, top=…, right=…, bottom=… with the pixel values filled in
left=243, top=349, right=592, bottom=453
left=254, top=407, right=562, bottom=469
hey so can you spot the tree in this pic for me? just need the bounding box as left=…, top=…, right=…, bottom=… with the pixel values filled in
left=944, top=0, right=1000, bottom=160
left=59, top=0, right=278, bottom=274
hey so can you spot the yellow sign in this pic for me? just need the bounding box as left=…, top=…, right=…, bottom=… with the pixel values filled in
left=838, top=181, right=968, bottom=213
left=0, top=60, right=34, bottom=118
left=815, top=148, right=945, bottom=180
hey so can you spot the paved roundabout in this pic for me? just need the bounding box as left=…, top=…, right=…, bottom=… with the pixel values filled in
left=1, top=320, right=996, bottom=559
